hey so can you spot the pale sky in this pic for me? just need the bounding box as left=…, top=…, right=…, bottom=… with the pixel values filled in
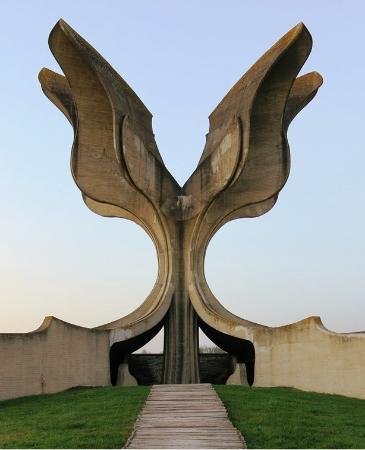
left=0, top=1, right=364, bottom=351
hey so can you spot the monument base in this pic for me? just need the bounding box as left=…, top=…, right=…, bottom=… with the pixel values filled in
left=0, top=316, right=364, bottom=401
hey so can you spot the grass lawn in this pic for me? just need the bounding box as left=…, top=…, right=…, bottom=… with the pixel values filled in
left=0, top=386, right=149, bottom=448
left=215, top=385, right=365, bottom=449
left=1, top=384, right=364, bottom=449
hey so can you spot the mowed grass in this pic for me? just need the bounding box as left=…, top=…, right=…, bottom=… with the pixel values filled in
left=1, top=384, right=364, bottom=449
left=215, top=385, right=365, bottom=448
left=0, top=386, right=149, bottom=448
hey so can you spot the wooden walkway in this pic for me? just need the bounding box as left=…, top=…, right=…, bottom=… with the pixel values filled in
left=125, top=384, right=245, bottom=449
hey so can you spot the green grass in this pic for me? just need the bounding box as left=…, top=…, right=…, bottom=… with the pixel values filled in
left=215, top=385, right=365, bottom=448
left=1, top=385, right=364, bottom=449
left=0, top=386, right=150, bottom=448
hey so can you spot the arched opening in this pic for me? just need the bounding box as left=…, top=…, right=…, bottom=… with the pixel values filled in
left=110, top=319, right=255, bottom=386
left=129, top=328, right=164, bottom=385
left=109, top=320, right=164, bottom=386
left=199, top=319, right=255, bottom=386
left=199, top=328, right=234, bottom=384
left=133, top=328, right=164, bottom=354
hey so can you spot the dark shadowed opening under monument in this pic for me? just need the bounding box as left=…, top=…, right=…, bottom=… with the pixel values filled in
left=109, top=321, right=255, bottom=386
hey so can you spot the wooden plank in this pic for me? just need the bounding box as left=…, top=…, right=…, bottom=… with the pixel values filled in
left=124, top=384, right=246, bottom=449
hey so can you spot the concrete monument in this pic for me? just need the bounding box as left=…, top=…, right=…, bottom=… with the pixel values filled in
left=0, top=20, right=364, bottom=400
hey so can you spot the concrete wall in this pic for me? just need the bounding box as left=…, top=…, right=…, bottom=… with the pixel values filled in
left=0, top=317, right=110, bottom=401
left=253, top=317, right=365, bottom=399
left=1, top=315, right=363, bottom=401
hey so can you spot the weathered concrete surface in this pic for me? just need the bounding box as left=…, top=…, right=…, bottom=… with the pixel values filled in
left=1, top=316, right=363, bottom=400
left=253, top=317, right=365, bottom=399
left=227, top=362, right=249, bottom=386
left=125, top=384, right=245, bottom=449
left=0, top=317, right=109, bottom=401
left=0, top=20, right=361, bottom=401
left=37, top=19, right=328, bottom=385
left=116, top=363, right=138, bottom=386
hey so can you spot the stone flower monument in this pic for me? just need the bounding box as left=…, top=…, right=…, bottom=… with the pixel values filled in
left=0, top=21, right=363, bottom=400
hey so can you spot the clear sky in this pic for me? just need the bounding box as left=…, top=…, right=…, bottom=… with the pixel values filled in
left=0, top=1, right=364, bottom=351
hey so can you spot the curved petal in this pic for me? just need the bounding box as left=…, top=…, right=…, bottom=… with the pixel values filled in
left=83, top=194, right=173, bottom=336
left=40, top=20, right=175, bottom=345
left=181, top=117, right=242, bottom=220
left=187, top=24, right=322, bottom=345
left=122, top=116, right=181, bottom=217
left=38, top=68, right=76, bottom=125
left=49, top=20, right=179, bottom=211
left=284, top=71, right=323, bottom=128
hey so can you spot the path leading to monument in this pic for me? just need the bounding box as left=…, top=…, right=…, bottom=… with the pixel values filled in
left=125, top=383, right=245, bottom=449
